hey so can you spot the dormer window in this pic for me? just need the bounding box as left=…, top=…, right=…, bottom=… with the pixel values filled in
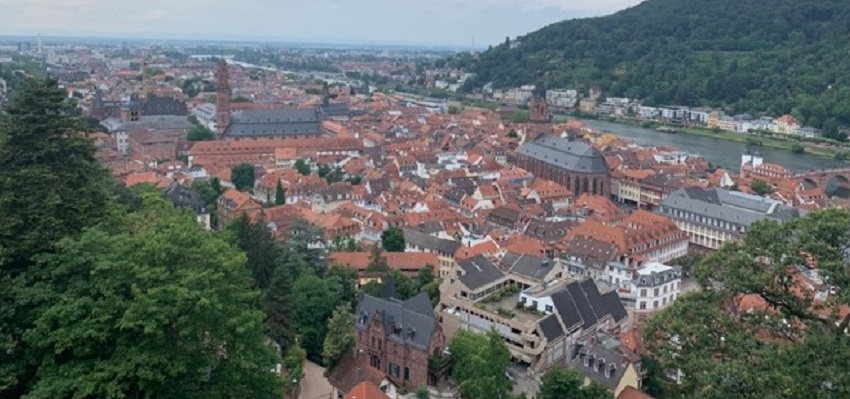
left=607, top=364, right=616, bottom=378
left=598, top=359, right=605, bottom=374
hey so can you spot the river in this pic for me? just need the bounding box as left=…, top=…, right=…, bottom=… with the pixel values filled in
left=572, top=118, right=844, bottom=172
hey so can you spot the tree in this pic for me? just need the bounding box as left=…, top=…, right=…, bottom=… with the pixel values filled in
left=645, top=209, right=850, bottom=399
left=231, top=163, right=255, bottom=192
left=281, top=342, right=306, bottom=396
left=291, top=271, right=340, bottom=363
left=750, top=178, right=774, bottom=196
left=366, top=244, right=390, bottom=277
left=381, top=227, right=406, bottom=252
left=24, top=193, right=281, bottom=399
left=284, top=219, right=328, bottom=275
left=510, top=111, right=530, bottom=123
left=227, top=213, right=281, bottom=291
left=539, top=367, right=609, bottom=399
left=507, top=129, right=518, bottom=138
left=186, top=124, right=214, bottom=141
left=274, top=180, right=286, bottom=205
left=294, top=159, right=311, bottom=175
left=323, top=304, right=356, bottom=369
left=450, top=329, right=513, bottom=399
left=448, top=105, right=461, bottom=115
left=264, top=255, right=300, bottom=351
left=0, top=78, right=113, bottom=396
left=790, top=143, right=805, bottom=154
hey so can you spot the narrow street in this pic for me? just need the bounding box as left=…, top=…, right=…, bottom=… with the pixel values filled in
left=299, top=361, right=332, bottom=399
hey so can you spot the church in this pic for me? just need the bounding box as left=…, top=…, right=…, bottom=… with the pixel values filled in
left=213, top=59, right=351, bottom=141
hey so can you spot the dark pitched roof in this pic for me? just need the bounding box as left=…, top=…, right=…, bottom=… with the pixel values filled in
left=570, top=333, right=636, bottom=391
left=500, top=252, right=553, bottom=282
left=163, top=182, right=207, bottom=215
left=516, top=134, right=609, bottom=175
left=356, top=293, right=437, bottom=351
left=402, top=227, right=460, bottom=255
left=539, top=314, right=565, bottom=341
left=457, top=255, right=505, bottom=291
left=225, top=108, right=321, bottom=138
left=550, top=279, right=626, bottom=332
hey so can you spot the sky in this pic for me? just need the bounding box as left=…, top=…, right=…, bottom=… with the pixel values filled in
left=0, top=0, right=643, bottom=47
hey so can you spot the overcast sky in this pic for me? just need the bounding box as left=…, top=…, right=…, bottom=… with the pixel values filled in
left=0, top=0, right=643, bottom=46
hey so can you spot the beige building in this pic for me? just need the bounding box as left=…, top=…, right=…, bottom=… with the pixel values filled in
left=438, top=254, right=629, bottom=373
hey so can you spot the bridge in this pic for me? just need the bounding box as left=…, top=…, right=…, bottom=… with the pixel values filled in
left=793, top=168, right=850, bottom=195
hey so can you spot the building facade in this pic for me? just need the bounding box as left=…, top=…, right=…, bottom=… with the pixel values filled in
left=515, top=134, right=611, bottom=197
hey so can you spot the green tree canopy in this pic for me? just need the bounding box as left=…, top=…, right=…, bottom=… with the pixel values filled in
left=24, top=193, right=281, bottom=399
left=381, top=227, right=406, bottom=252
left=750, top=178, right=774, bottom=196
left=645, top=209, right=850, bottom=399
left=187, top=124, right=214, bottom=141
left=510, top=111, right=530, bottom=124
left=231, top=163, right=255, bottom=193
left=450, top=329, right=513, bottom=399
left=539, top=367, right=610, bottom=399
left=274, top=180, right=286, bottom=205
left=322, top=304, right=355, bottom=369
left=227, top=213, right=281, bottom=291
left=291, top=271, right=341, bottom=364
left=294, top=159, right=311, bottom=176
left=0, top=78, right=113, bottom=396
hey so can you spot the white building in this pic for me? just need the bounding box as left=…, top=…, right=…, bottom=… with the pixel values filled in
left=607, top=262, right=682, bottom=321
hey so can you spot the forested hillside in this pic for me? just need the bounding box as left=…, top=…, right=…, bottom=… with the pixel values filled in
left=461, top=0, right=850, bottom=131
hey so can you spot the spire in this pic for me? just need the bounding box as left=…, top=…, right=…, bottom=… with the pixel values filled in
left=215, top=57, right=231, bottom=140
left=142, top=60, right=150, bottom=101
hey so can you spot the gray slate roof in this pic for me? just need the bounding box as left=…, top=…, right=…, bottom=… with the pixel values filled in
left=550, top=279, right=627, bottom=332
left=402, top=227, right=460, bottom=255
left=569, top=333, right=633, bottom=391
left=225, top=108, right=321, bottom=138
left=356, top=292, right=436, bottom=351
left=517, top=134, right=609, bottom=174
left=659, top=186, right=802, bottom=232
left=101, top=115, right=192, bottom=133
left=539, top=314, right=565, bottom=341
left=457, top=255, right=505, bottom=291
left=500, top=252, right=553, bottom=282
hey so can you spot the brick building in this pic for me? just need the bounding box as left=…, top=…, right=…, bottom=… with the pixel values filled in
left=336, top=292, right=447, bottom=392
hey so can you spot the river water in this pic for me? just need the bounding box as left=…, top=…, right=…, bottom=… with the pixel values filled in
left=572, top=118, right=844, bottom=172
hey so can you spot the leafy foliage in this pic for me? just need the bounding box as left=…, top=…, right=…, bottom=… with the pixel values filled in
left=274, top=180, right=286, bottom=205
left=24, top=193, right=281, bottom=399
left=322, top=304, right=356, bottom=369
left=381, top=227, right=406, bottom=252
left=645, top=209, right=850, bottom=399
left=750, top=178, right=774, bottom=196
left=465, top=0, right=850, bottom=133
left=294, top=159, right=311, bottom=175
left=0, top=78, right=113, bottom=396
left=539, top=367, right=610, bottom=399
left=450, top=329, right=513, bottom=399
left=187, top=124, right=214, bottom=141
left=231, top=163, right=255, bottom=192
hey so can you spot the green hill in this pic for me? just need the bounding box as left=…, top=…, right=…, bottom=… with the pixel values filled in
left=461, top=0, right=850, bottom=138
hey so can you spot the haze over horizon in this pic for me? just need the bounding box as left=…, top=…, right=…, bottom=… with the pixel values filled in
left=0, top=0, right=643, bottom=47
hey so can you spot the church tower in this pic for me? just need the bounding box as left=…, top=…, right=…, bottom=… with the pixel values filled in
left=215, top=58, right=231, bottom=140
left=530, top=79, right=549, bottom=124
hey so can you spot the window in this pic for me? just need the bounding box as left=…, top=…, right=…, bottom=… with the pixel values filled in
left=545, top=305, right=553, bottom=313
left=639, top=302, right=646, bottom=310
left=654, top=288, right=660, bottom=296
left=404, top=367, right=410, bottom=380
left=393, top=344, right=398, bottom=354
left=532, top=300, right=538, bottom=309
left=640, top=289, right=646, bottom=297
left=653, top=301, right=659, bottom=309
left=389, top=363, right=400, bottom=378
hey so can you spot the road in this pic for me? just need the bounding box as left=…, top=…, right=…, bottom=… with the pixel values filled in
left=299, top=361, right=332, bottom=399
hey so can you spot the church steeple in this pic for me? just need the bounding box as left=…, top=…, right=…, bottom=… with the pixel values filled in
left=215, top=58, right=231, bottom=140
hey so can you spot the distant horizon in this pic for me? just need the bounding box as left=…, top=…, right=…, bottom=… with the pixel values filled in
left=0, top=0, right=644, bottom=48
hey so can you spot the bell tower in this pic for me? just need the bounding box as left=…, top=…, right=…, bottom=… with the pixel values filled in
left=530, top=78, right=549, bottom=124
left=215, top=58, right=231, bottom=140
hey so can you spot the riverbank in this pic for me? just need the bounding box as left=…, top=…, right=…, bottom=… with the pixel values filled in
left=584, top=115, right=846, bottom=161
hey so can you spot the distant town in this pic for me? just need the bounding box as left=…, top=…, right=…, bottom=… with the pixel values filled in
left=1, top=35, right=847, bottom=399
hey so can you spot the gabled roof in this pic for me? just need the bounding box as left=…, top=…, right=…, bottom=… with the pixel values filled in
left=356, top=293, right=437, bottom=351
left=550, top=279, right=627, bottom=332
left=344, top=381, right=390, bottom=399
left=456, top=255, right=505, bottom=291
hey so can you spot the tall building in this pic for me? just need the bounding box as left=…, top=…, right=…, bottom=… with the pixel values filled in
left=515, top=134, right=611, bottom=197
left=530, top=81, right=549, bottom=124
left=215, top=58, right=231, bottom=139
